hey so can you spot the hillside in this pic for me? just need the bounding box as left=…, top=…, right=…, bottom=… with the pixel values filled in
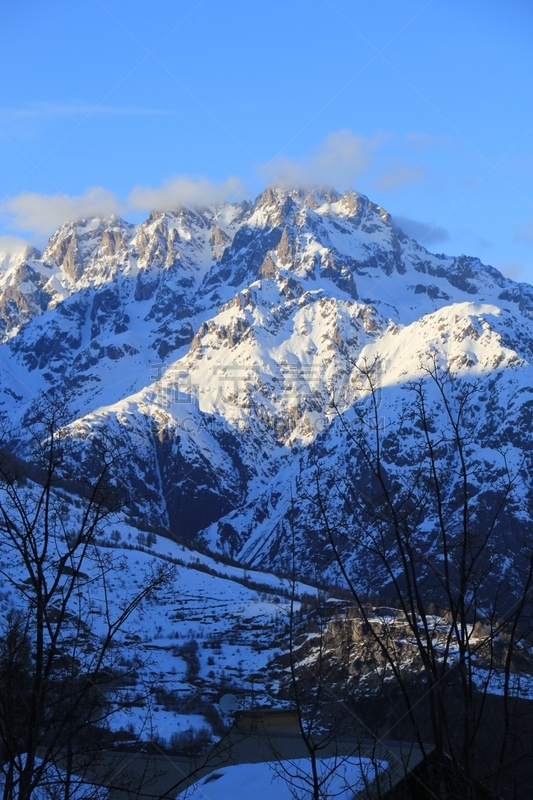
left=1, top=187, right=532, bottom=592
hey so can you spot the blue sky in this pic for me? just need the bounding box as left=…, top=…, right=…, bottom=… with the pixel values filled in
left=1, top=0, right=533, bottom=281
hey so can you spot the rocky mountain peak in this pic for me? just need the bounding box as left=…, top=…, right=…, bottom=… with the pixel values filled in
left=1, top=179, right=533, bottom=800
left=44, top=215, right=133, bottom=281
left=0, top=186, right=532, bottom=585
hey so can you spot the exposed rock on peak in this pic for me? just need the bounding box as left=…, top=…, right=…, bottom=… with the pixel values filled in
left=1, top=187, right=533, bottom=589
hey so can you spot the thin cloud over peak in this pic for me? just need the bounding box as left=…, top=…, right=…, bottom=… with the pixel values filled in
left=0, top=188, right=123, bottom=236
left=496, top=261, right=528, bottom=281
left=375, top=164, right=425, bottom=193
left=0, top=235, right=32, bottom=258
left=128, top=175, right=244, bottom=211
left=264, top=130, right=388, bottom=189
left=0, top=177, right=245, bottom=241
left=393, top=215, right=450, bottom=246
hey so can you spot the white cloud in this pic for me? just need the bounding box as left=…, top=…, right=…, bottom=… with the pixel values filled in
left=128, top=175, right=244, bottom=211
left=376, top=164, right=425, bottom=192
left=0, top=235, right=32, bottom=257
left=264, top=130, right=388, bottom=189
left=0, top=176, right=244, bottom=242
left=0, top=129, right=429, bottom=244
left=393, top=216, right=449, bottom=245
left=0, top=187, right=122, bottom=235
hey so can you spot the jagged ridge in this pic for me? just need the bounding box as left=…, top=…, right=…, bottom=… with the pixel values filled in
left=1, top=186, right=533, bottom=589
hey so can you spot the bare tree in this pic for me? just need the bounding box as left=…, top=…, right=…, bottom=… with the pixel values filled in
left=0, top=391, right=175, bottom=800
left=270, top=505, right=381, bottom=800
left=308, top=355, right=533, bottom=798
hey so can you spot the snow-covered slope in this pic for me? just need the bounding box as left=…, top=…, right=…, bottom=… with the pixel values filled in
left=0, top=470, right=316, bottom=746
left=1, top=186, right=533, bottom=590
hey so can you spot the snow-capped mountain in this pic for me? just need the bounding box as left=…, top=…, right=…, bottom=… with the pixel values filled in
left=1, top=186, right=533, bottom=592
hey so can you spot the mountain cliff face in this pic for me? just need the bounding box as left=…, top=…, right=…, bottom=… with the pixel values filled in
left=1, top=187, right=533, bottom=592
